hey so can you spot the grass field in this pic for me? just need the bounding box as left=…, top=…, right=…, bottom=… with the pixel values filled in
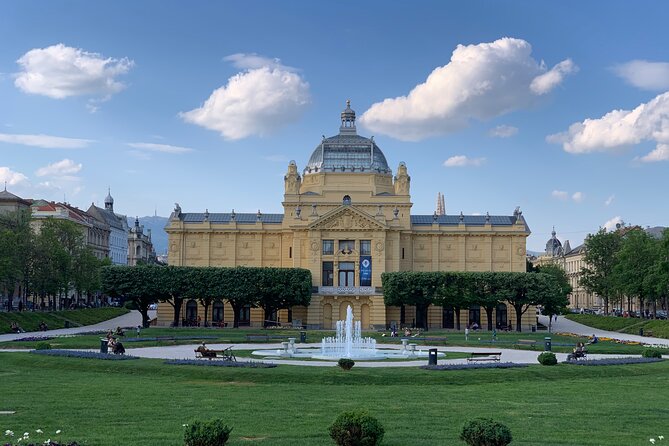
left=0, top=353, right=667, bottom=445
left=566, top=314, right=669, bottom=339
left=0, top=308, right=130, bottom=334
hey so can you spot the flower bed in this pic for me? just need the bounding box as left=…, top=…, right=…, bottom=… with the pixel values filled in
left=420, top=362, right=529, bottom=371
left=164, top=359, right=276, bottom=368
left=563, top=357, right=664, bottom=366
left=29, top=350, right=138, bottom=360
left=11, top=336, right=54, bottom=342
left=123, top=335, right=220, bottom=342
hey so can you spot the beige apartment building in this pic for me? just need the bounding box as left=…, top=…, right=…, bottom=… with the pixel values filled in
left=161, top=102, right=533, bottom=330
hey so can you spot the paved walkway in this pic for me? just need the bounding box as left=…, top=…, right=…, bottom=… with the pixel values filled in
left=0, top=310, right=151, bottom=343
left=538, top=315, right=669, bottom=347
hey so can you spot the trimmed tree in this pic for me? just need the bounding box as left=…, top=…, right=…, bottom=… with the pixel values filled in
left=382, top=271, right=439, bottom=330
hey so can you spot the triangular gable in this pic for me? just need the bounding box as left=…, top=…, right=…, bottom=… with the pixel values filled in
left=308, top=205, right=387, bottom=231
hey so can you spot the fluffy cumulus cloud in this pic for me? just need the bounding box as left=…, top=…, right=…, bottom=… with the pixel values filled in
left=443, top=155, right=486, bottom=167
left=613, top=60, right=669, bottom=91
left=0, top=167, right=28, bottom=186
left=359, top=38, right=576, bottom=141
left=603, top=216, right=623, bottom=232
left=489, top=125, right=518, bottom=138
left=530, top=59, right=578, bottom=95
left=571, top=191, right=585, bottom=203
left=637, top=144, right=669, bottom=163
left=180, top=53, right=310, bottom=140
left=14, top=44, right=133, bottom=100
left=551, top=190, right=568, bottom=200
left=0, top=132, right=92, bottom=149
left=547, top=92, right=669, bottom=161
left=126, top=142, right=194, bottom=154
left=35, top=159, right=82, bottom=177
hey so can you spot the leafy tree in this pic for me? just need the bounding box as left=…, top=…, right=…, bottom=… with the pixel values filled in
left=612, top=229, right=659, bottom=315
left=256, top=268, right=311, bottom=327
left=535, top=263, right=572, bottom=330
left=496, top=272, right=545, bottom=332
left=0, top=210, right=33, bottom=311
left=580, top=228, right=622, bottom=314
left=212, top=267, right=260, bottom=329
left=434, top=272, right=471, bottom=331
left=466, top=272, right=506, bottom=331
left=382, top=272, right=439, bottom=329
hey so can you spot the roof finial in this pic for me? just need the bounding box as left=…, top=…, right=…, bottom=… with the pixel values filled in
left=3, top=181, right=6, bottom=191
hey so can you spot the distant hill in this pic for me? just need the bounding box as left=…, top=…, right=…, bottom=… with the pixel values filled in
left=127, top=216, right=169, bottom=254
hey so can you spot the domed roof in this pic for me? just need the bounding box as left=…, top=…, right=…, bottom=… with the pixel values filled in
left=545, top=227, right=563, bottom=257
left=304, top=101, right=391, bottom=175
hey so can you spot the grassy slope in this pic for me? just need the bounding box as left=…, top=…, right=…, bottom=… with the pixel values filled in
left=566, top=314, right=669, bottom=339
left=0, top=353, right=667, bottom=445
left=0, top=308, right=130, bottom=334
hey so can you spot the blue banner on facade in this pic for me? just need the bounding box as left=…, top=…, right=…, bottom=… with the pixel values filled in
left=360, top=256, right=372, bottom=286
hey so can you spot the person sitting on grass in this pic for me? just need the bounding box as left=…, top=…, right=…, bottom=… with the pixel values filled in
left=586, top=334, right=599, bottom=345
left=114, top=326, right=125, bottom=336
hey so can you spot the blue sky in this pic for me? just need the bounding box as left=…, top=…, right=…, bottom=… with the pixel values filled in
left=1, top=1, right=668, bottom=252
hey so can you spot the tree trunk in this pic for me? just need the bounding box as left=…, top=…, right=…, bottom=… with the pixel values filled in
left=263, top=307, right=275, bottom=328
left=514, top=304, right=523, bottom=332
left=171, top=297, right=183, bottom=327
left=604, top=296, right=609, bottom=315
left=139, top=305, right=150, bottom=328
left=203, top=303, right=210, bottom=327
left=231, top=302, right=241, bottom=328
left=455, top=308, right=461, bottom=331
left=416, top=304, right=428, bottom=330
left=485, top=306, right=494, bottom=331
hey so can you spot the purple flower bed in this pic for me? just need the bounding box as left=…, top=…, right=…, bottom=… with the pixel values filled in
left=164, top=359, right=277, bottom=368
left=563, top=357, right=664, bottom=366
left=3, top=443, right=79, bottom=446
left=420, top=362, right=529, bottom=371
left=123, top=335, right=219, bottom=342
left=30, top=349, right=138, bottom=360
left=11, top=336, right=54, bottom=342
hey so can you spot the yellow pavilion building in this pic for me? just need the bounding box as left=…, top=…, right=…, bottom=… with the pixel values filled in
left=160, top=102, right=533, bottom=330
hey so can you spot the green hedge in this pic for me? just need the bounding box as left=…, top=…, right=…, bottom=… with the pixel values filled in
left=565, top=314, right=669, bottom=339
left=0, top=307, right=130, bottom=334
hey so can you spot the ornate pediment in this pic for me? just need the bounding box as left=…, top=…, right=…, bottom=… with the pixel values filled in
left=308, top=206, right=387, bottom=231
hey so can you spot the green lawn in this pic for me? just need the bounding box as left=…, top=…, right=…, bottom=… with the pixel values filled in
left=0, top=353, right=667, bottom=445
left=566, top=314, right=669, bottom=339
left=0, top=327, right=652, bottom=355
left=0, top=308, right=130, bottom=334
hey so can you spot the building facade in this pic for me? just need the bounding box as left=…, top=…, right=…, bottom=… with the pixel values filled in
left=533, top=229, right=603, bottom=310
left=0, top=187, right=31, bottom=215
left=87, top=190, right=128, bottom=265
left=128, top=217, right=156, bottom=266
left=163, top=102, right=532, bottom=330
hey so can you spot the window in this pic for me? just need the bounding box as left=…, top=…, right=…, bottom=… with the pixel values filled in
left=289, top=247, right=292, bottom=258
left=322, top=240, right=334, bottom=255
left=339, top=240, right=354, bottom=254
left=212, top=300, right=224, bottom=323
left=239, top=305, right=251, bottom=326
left=338, top=261, right=355, bottom=286
left=322, top=261, right=334, bottom=286
left=401, top=248, right=405, bottom=259
left=360, top=240, right=371, bottom=255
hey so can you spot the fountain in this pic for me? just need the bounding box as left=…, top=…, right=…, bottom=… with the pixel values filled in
left=251, top=305, right=445, bottom=361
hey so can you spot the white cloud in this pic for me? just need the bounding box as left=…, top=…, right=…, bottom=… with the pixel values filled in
left=443, top=155, right=486, bottom=167
left=126, top=142, right=194, bottom=154
left=489, top=125, right=518, bottom=138
left=127, top=150, right=151, bottom=161
left=603, top=216, right=623, bottom=232
left=613, top=60, right=669, bottom=91
left=551, top=190, right=568, bottom=200
left=547, top=91, right=669, bottom=161
left=359, top=38, right=576, bottom=141
left=530, top=59, right=578, bottom=95
left=180, top=54, right=310, bottom=140
left=0, top=167, right=29, bottom=186
left=636, top=144, right=669, bottom=163
left=14, top=43, right=133, bottom=99
left=35, top=159, right=82, bottom=177
left=571, top=191, right=585, bottom=203
left=0, top=132, right=92, bottom=149
left=605, top=194, right=615, bottom=206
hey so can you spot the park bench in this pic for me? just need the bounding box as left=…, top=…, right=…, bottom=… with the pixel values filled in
left=515, top=339, right=537, bottom=349
left=467, top=352, right=501, bottom=362
left=245, top=334, right=287, bottom=342
left=566, top=349, right=587, bottom=361
left=409, top=337, right=448, bottom=343
left=194, top=346, right=236, bottom=361
left=646, top=330, right=654, bottom=337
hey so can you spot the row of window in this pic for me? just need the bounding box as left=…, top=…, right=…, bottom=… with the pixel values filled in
left=322, top=239, right=371, bottom=255
left=322, top=261, right=371, bottom=287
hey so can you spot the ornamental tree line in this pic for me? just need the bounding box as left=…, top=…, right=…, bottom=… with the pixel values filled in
left=580, top=226, right=669, bottom=315
left=0, top=210, right=110, bottom=311
left=101, top=265, right=312, bottom=328
left=382, top=271, right=570, bottom=332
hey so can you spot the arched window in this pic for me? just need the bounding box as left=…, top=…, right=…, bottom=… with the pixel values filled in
left=212, top=300, right=224, bottom=324
left=185, top=299, right=198, bottom=325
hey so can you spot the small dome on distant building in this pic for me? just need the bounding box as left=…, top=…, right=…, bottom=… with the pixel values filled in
left=104, top=188, right=114, bottom=211
left=304, top=101, right=391, bottom=175
left=545, top=227, right=563, bottom=257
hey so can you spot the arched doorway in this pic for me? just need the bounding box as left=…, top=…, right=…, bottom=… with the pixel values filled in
left=496, top=304, right=508, bottom=329
left=442, top=306, right=455, bottom=329
left=323, top=303, right=332, bottom=329
left=361, top=303, right=370, bottom=329
left=339, top=301, right=353, bottom=321
left=469, top=305, right=481, bottom=328
left=185, top=299, right=198, bottom=326
left=212, top=300, right=224, bottom=327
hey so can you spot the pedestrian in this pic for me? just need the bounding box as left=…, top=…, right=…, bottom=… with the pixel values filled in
left=492, top=328, right=497, bottom=342
left=136, top=325, right=141, bottom=337
left=465, top=325, right=470, bottom=341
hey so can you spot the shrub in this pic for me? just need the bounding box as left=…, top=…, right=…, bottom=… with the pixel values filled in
left=338, top=358, right=355, bottom=371
left=35, top=342, right=52, bottom=350
left=642, top=348, right=663, bottom=358
left=537, top=352, right=557, bottom=366
left=328, top=410, right=385, bottom=446
left=183, top=419, right=233, bottom=446
left=460, top=418, right=512, bottom=446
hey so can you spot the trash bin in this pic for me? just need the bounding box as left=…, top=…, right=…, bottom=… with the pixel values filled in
left=531, top=325, right=537, bottom=333
left=100, top=338, right=109, bottom=354
left=300, top=331, right=307, bottom=343
left=639, top=328, right=644, bottom=336
left=544, top=337, right=552, bottom=352
left=428, top=348, right=438, bottom=366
